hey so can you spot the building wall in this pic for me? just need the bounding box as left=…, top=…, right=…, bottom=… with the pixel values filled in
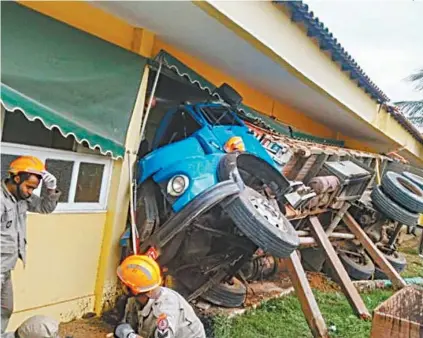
left=8, top=213, right=106, bottom=329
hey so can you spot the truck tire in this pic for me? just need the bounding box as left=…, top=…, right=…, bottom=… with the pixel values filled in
left=382, top=171, right=423, bottom=213
left=403, top=172, right=423, bottom=190
left=201, top=278, right=246, bottom=308
left=219, top=153, right=291, bottom=204
left=373, top=252, right=407, bottom=279
left=371, top=186, right=418, bottom=227
left=225, top=187, right=299, bottom=258
left=323, top=252, right=375, bottom=281
left=339, top=252, right=375, bottom=280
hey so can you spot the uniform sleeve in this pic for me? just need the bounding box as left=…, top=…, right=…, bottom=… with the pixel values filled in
left=27, top=190, right=61, bottom=214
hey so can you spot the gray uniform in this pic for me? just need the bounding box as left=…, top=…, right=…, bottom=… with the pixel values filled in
left=124, top=287, right=206, bottom=338
left=1, top=181, right=60, bottom=333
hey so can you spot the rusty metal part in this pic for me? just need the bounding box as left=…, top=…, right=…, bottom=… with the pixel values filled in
left=309, top=176, right=340, bottom=194
left=387, top=222, right=403, bottom=249
left=343, top=212, right=406, bottom=289
left=309, top=216, right=371, bottom=319
left=326, top=203, right=351, bottom=235
left=299, top=232, right=355, bottom=247
left=283, top=251, right=329, bottom=338
left=295, top=155, right=318, bottom=182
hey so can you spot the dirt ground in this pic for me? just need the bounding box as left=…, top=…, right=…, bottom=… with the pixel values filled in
left=59, top=233, right=423, bottom=336
left=59, top=317, right=112, bottom=338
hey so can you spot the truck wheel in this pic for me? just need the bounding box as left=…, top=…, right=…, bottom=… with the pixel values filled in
left=403, top=172, right=423, bottom=190
left=373, top=252, right=407, bottom=279
left=323, top=252, right=374, bottom=281
left=225, top=187, right=299, bottom=258
left=382, top=171, right=423, bottom=213
left=201, top=278, right=246, bottom=308
left=339, top=252, right=375, bottom=280
left=219, top=153, right=291, bottom=205
left=371, top=186, right=418, bottom=227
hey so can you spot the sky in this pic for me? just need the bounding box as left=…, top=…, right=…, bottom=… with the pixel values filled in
left=306, top=0, right=423, bottom=103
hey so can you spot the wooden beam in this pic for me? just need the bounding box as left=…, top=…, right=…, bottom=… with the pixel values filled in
left=284, top=251, right=329, bottom=338
left=309, top=216, right=371, bottom=319
left=343, top=212, right=407, bottom=289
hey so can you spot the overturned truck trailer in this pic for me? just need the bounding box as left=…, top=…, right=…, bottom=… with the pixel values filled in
left=241, top=118, right=423, bottom=285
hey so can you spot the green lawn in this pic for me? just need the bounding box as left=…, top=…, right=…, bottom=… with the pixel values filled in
left=399, top=249, right=423, bottom=278
left=213, top=289, right=393, bottom=338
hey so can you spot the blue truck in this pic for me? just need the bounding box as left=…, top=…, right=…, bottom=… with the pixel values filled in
left=121, top=84, right=299, bottom=307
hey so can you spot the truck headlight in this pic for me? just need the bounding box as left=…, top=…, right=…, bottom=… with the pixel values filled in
left=167, top=175, right=189, bottom=196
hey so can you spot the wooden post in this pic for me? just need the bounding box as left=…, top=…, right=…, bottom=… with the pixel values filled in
left=309, top=216, right=371, bottom=319
left=284, top=251, right=329, bottom=338
left=343, top=212, right=406, bottom=289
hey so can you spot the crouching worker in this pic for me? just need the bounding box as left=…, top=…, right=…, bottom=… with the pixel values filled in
left=113, top=255, right=206, bottom=338
left=1, top=315, right=60, bottom=338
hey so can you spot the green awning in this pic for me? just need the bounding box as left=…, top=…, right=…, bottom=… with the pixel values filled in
left=1, top=3, right=148, bottom=159
left=154, top=50, right=344, bottom=147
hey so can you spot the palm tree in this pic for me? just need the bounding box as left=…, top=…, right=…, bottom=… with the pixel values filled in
left=394, top=68, right=423, bottom=129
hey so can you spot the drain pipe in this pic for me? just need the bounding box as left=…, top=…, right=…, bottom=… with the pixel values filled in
left=140, top=57, right=163, bottom=141
left=325, top=203, right=351, bottom=235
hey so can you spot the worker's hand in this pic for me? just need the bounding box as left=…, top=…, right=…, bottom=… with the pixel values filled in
left=114, top=323, right=137, bottom=338
left=42, top=171, right=57, bottom=190
left=107, top=334, right=143, bottom=338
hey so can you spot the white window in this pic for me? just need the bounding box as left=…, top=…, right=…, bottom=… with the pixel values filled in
left=1, top=110, right=113, bottom=213
left=1, top=142, right=112, bottom=213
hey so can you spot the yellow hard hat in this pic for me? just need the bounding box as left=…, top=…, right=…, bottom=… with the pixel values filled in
left=9, top=156, right=45, bottom=176
left=224, top=136, right=245, bottom=153
left=117, top=255, right=162, bottom=294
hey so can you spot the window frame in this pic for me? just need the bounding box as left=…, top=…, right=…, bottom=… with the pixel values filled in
left=1, top=142, right=112, bottom=213
left=156, top=109, right=202, bottom=149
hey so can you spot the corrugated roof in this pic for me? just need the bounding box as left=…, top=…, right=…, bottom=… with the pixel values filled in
left=275, top=1, right=390, bottom=103
left=275, top=1, right=423, bottom=146
left=383, top=104, right=423, bottom=145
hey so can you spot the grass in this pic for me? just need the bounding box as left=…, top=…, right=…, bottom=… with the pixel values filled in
left=213, top=289, right=393, bottom=338
left=399, top=248, right=423, bottom=278
left=399, top=233, right=423, bottom=278
left=212, top=239, right=422, bottom=338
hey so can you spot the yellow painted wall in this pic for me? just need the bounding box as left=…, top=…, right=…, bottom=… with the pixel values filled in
left=9, top=213, right=106, bottom=330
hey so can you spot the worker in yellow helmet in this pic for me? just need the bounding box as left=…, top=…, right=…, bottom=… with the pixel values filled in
left=1, top=156, right=60, bottom=333
left=113, top=255, right=206, bottom=338
left=224, top=136, right=245, bottom=153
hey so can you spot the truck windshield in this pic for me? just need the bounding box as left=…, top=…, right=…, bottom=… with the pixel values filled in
left=200, top=106, right=242, bottom=126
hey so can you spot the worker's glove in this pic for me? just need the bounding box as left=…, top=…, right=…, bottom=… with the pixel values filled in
left=42, top=171, right=57, bottom=190
left=114, top=323, right=138, bottom=338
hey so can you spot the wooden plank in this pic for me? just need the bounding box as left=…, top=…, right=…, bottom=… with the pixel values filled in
left=343, top=212, right=407, bottom=289
left=284, top=251, right=328, bottom=338
left=309, top=216, right=371, bottom=319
